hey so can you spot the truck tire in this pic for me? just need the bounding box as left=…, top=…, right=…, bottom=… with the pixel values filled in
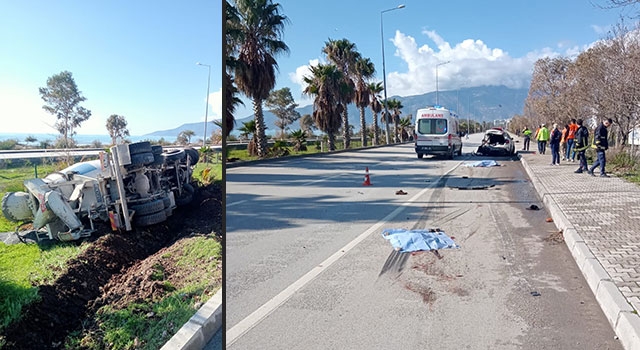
left=133, top=210, right=167, bottom=227
left=417, top=153, right=424, bottom=159
left=130, top=152, right=155, bottom=166
left=162, top=196, right=172, bottom=209
left=185, top=148, right=199, bottom=164
left=175, top=183, right=195, bottom=206
left=130, top=199, right=165, bottom=216
left=129, top=141, right=152, bottom=155
left=163, top=149, right=186, bottom=162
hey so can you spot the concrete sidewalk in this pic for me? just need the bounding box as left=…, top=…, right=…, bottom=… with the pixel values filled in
left=519, top=149, right=640, bottom=350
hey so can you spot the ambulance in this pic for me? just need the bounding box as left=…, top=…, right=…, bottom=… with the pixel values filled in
left=414, top=106, right=463, bottom=159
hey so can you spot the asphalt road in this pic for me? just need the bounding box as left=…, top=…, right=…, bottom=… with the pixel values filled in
left=226, top=134, right=622, bottom=349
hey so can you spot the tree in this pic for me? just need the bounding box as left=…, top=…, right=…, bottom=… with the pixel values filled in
left=299, top=114, right=316, bottom=137
left=303, top=63, right=347, bottom=151
left=39, top=71, right=91, bottom=148
left=106, top=114, right=130, bottom=145
left=323, top=38, right=359, bottom=149
left=289, top=129, right=307, bottom=152
left=225, top=0, right=244, bottom=137
left=230, top=0, right=290, bottom=158
left=177, top=130, right=196, bottom=145
left=24, top=135, right=38, bottom=146
left=238, top=120, right=259, bottom=156
left=386, top=99, right=403, bottom=143
left=368, top=82, right=384, bottom=145
left=399, top=115, right=412, bottom=142
left=265, top=87, right=300, bottom=139
left=354, top=57, right=375, bottom=147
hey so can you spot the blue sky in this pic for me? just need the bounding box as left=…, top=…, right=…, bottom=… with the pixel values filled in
left=0, top=0, right=221, bottom=136
left=233, top=0, right=636, bottom=119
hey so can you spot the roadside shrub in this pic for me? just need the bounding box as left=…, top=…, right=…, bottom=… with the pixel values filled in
left=0, top=139, right=19, bottom=150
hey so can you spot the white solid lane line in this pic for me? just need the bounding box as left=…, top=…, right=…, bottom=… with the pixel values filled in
left=226, top=161, right=462, bottom=346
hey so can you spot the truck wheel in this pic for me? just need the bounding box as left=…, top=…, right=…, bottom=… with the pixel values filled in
left=163, top=149, right=186, bottom=162
left=130, top=199, right=165, bottom=216
left=133, top=210, right=167, bottom=227
left=162, top=196, right=172, bottom=209
left=185, top=148, right=199, bottom=164
left=129, top=141, right=152, bottom=155
left=151, top=145, right=163, bottom=155
left=175, top=183, right=195, bottom=206
left=130, top=152, right=155, bottom=166
left=417, top=153, right=424, bottom=159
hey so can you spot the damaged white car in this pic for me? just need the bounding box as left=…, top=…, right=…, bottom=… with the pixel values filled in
left=1, top=142, right=199, bottom=241
left=475, top=128, right=516, bottom=156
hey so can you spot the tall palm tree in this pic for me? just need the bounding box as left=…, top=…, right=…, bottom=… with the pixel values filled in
left=368, top=82, right=383, bottom=145
left=230, top=0, right=290, bottom=158
left=303, top=64, right=346, bottom=151
left=398, top=115, right=412, bottom=142
left=354, top=57, right=375, bottom=147
left=225, top=0, right=244, bottom=137
left=386, top=99, right=403, bottom=143
left=323, top=38, right=360, bottom=149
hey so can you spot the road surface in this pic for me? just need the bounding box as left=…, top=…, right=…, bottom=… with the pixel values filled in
left=226, top=134, right=622, bottom=349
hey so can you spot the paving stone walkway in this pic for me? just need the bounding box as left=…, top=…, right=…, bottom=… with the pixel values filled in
left=519, top=147, right=640, bottom=349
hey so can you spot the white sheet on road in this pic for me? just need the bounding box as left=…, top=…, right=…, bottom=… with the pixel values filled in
left=381, top=229, right=460, bottom=253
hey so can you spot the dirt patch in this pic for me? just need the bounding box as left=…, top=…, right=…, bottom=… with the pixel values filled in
left=1, top=183, right=222, bottom=349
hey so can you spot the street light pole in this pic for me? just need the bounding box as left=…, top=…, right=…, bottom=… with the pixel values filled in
left=435, top=60, right=450, bottom=106
left=196, top=62, right=211, bottom=148
left=380, top=4, right=405, bottom=144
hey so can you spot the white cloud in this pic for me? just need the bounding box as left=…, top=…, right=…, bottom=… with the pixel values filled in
left=289, top=58, right=322, bottom=107
left=385, top=30, right=576, bottom=97
left=387, top=30, right=541, bottom=96
left=592, top=24, right=609, bottom=36
left=207, top=87, right=222, bottom=120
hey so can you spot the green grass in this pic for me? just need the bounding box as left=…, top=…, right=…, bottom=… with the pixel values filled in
left=66, top=236, right=222, bottom=349
left=227, top=138, right=378, bottom=162
left=0, top=164, right=59, bottom=231
left=0, top=241, right=88, bottom=331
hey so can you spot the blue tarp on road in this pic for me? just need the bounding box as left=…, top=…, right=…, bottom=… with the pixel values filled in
left=463, top=160, right=499, bottom=167
left=381, top=229, right=460, bottom=253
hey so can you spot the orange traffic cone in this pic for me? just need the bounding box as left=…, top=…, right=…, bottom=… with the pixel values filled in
left=363, top=167, right=372, bottom=186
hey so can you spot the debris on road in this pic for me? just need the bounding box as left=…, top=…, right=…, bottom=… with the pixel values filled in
left=395, top=190, right=408, bottom=195
left=545, top=217, right=554, bottom=222
left=381, top=228, right=460, bottom=253
left=530, top=291, right=541, bottom=297
left=526, top=204, right=541, bottom=210
left=544, top=230, right=564, bottom=244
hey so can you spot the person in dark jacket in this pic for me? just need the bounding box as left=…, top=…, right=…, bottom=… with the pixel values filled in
left=574, top=119, right=590, bottom=173
left=549, top=123, right=562, bottom=165
left=588, top=118, right=612, bottom=177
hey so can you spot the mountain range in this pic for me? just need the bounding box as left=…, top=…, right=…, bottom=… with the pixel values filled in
left=231, top=85, right=528, bottom=136
left=144, top=121, right=221, bottom=138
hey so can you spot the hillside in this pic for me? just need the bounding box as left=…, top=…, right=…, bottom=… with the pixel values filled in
left=144, top=121, right=221, bottom=138
left=232, top=85, right=528, bottom=136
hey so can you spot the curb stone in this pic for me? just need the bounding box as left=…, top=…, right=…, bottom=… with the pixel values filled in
left=518, top=153, right=640, bottom=350
left=161, top=288, right=223, bottom=350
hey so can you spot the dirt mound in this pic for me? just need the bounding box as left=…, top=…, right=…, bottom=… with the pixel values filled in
left=1, top=182, right=222, bottom=349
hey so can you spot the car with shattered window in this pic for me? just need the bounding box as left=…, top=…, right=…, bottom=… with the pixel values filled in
left=475, top=127, right=516, bottom=156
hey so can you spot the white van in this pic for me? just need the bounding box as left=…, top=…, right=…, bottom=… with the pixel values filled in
left=414, top=106, right=463, bottom=159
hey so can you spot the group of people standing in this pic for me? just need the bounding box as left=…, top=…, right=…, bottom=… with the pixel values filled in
left=521, top=118, right=612, bottom=177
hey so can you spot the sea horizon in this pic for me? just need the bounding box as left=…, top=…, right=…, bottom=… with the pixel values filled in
left=0, top=132, right=179, bottom=146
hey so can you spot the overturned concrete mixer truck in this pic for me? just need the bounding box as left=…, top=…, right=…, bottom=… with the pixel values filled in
left=1, top=142, right=199, bottom=241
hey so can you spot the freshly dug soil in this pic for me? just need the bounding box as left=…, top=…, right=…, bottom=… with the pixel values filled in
left=1, top=182, right=222, bottom=349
